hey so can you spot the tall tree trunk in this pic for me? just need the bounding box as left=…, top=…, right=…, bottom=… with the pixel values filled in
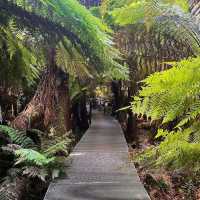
left=79, top=93, right=89, bottom=131
left=111, top=80, right=122, bottom=118
left=126, top=56, right=138, bottom=143
left=12, top=48, right=71, bottom=135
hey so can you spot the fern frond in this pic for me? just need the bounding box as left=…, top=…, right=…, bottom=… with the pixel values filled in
left=15, top=149, right=55, bottom=166
left=0, top=125, right=34, bottom=148
left=132, top=57, right=200, bottom=126
left=134, top=56, right=200, bottom=172
left=0, top=0, right=124, bottom=78
left=112, top=0, right=189, bottom=26
left=56, top=39, right=93, bottom=79
left=43, top=140, right=70, bottom=157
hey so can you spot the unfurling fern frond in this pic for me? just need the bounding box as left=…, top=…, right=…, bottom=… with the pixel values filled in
left=0, top=125, right=34, bottom=148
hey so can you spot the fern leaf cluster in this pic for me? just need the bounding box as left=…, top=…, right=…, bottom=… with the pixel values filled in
left=0, top=125, right=34, bottom=148
left=138, top=127, right=200, bottom=171
left=133, top=57, right=200, bottom=171
left=112, top=0, right=189, bottom=26
left=110, top=0, right=200, bottom=54
left=15, top=149, right=55, bottom=166
left=0, top=125, right=72, bottom=182
left=0, top=23, right=41, bottom=87
left=132, top=57, right=200, bottom=126
left=43, top=140, right=70, bottom=157
left=0, top=0, right=127, bottom=80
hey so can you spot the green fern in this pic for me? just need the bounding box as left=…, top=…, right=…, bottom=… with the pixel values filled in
left=0, top=0, right=127, bottom=80
left=0, top=25, right=41, bottom=87
left=0, top=125, right=34, bottom=148
left=132, top=57, right=200, bottom=127
left=138, top=127, right=200, bottom=171
left=15, top=149, right=55, bottom=166
left=56, top=38, right=93, bottom=78
left=133, top=56, right=200, bottom=172
left=43, top=140, right=71, bottom=157
left=112, top=0, right=189, bottom=26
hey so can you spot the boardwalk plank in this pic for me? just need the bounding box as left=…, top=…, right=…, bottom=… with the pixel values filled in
left=44, top=111, right=150, bottom=200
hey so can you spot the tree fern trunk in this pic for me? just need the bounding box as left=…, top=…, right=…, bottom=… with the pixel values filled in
left=12, top=48, right=71, bottom=135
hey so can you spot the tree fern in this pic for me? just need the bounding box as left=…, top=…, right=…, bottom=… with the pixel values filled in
left=0, top=0, right=126, bottom=79
left=110, top=0, right=200, bottom=53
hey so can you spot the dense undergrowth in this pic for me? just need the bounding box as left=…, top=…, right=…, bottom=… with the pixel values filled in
left=0, top=125, right=79, bottom=200
left=132, top=57, right=200, bottom=172
left=126, top=56, right=200, bottom=199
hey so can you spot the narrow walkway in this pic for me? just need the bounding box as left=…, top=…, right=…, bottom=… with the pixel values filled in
left=44, top=111, right=150, bottom=200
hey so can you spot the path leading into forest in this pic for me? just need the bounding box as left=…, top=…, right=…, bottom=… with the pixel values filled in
left=44, top=111, right=150, bottom=200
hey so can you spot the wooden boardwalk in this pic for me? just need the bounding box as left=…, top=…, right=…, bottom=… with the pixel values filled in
left=44, top=111, right=150, bottom=200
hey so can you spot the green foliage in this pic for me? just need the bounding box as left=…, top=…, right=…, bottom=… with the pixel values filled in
left=112, top=0, right=189, bottom=26
left=69, top=79, right=88, bottom=103
left=14, top=136, right=70, bottom=180
left=1, top=0, right=126, bottom=80
left=110, top=0, right=200, bottom=54
left=15, top=149, right=55, bottom=166
left=43, top=140, right=71, bottom=157
left=132, top=57, right=200, bottom=126
left=0, top=124, right=71, bottom=182
left=138, top=127, right=200, bottom=171
left=0, top=23, right=41, bottom=87
left=56, top=38, right=92, bottom=78
left=133, top=57, right=200, bottom=172
left=0, top=125, right=34, bottom=148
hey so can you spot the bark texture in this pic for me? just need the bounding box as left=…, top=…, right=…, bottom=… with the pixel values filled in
left=12, top=49, right=71, bottom=135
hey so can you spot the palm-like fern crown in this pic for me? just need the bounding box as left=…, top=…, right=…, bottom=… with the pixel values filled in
left=0, top=0, right=128, bottom=82
left=111, top=0, right=200, bottom=47
left=102, top=0, right=199, bottom=84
